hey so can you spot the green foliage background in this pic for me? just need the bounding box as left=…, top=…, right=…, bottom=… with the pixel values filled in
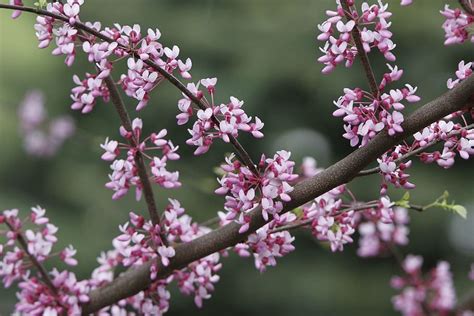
left=0, top=1, right=473, bottom=315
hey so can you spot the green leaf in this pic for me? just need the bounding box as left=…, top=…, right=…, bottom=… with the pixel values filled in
left=401, top=191, right=410, bottom=201
left=451, top=205, right=467, bottom=219
left=292, top=207, right=304, bottom=218
left=34, top=0, right=47, bottom=8
left=395, top=191, right=411, bottom=208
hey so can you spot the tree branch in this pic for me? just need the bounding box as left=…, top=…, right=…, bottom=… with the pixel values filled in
left=82, top=71, right=474, bottom=314
left=0, top=3, right=259, bottom=177
left=340, top=0, right=380, bottom=98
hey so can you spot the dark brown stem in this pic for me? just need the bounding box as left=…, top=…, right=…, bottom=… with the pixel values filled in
left=82, top=73, right=474, bottom=314
left=459, top=0, right=474, bottom=15
left=340, top=0, right=379, bottom=98
left=358, top=123, right=474, bottom=176
left=103, top=76, right=160, bottom=226
left=269, top=202, right=380, bottom=234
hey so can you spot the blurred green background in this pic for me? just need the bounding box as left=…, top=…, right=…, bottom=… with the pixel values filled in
left=1, top=0, right=473, bottom=315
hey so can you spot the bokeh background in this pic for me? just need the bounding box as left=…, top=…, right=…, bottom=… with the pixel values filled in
left=1, top=0, right=473, bottom=315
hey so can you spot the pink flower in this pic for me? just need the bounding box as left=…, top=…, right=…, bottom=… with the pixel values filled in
left=440, top=5, right=474, bottom=46
left=157, top=246, right=175, bottom=266
left=447, top=60, right=473, bottom=89
left=60, top=245, right=78, bottom=266
left=100, top=138, right=119, bottom=161
left=9, top=0, right=23, bottom=19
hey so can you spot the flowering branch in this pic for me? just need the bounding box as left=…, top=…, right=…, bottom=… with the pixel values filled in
left=340, top=0, right=379, bottom=98
left=358, top=122, right=474, bottom=176
left=82, top=74, right=474, bottom=313
left=0, top=3, right=259, bottom=176
left=103, top=75, right=161, bottom=226
left=3, top=220, right=59, bottom=296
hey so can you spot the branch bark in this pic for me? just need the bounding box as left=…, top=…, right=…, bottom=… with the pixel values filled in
left=82, top=73, right=474, bottom=314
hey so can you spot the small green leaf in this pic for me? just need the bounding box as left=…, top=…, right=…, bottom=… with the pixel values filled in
left=402, top=191, right=410, bottom=201
left=292, top=207, right=304, bottom=218
left=34, top=0, right=47, bottom=8
left=395, top=191, right=411, bottom=208
left=452, top=205, right=467, bottom=219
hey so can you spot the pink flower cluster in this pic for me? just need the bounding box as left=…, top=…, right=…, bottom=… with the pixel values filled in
left=301, top=185, right=357, bottom=252
left=18, top=90, right=75, bottom=157
left=32, top=0, right=266, bottom=162
left=333, top=64, right=420, bottom=147
left=177, top=81, right=264, bottom=155
left=372, top=60, right=473, bottom=189
left=391, top=255, right=457, bottom=316
left=101, top=118, right=181, bottom=200
left=415, top=120, right=474, bottom=169
left=235, top=216, right=296, bottom=272
left=317, top=1, right=397, bottom=74
left=90, top=200, right=222, bottom=314
left=357, top=205, right=409, bottom=257
left=0, top=207, right=88, bottom=315
left=447, top=60, right=473, bottom=89
left=113, top=212, right=174, bottom=271
left=70, top=62, right=112, bottom=113
left=33, top=1, right=85, bottom=66
left=378, top=145, right=415, bottom=189
left=441, top=4, right=474, bottom=46
left=215, top=150, right=298, bottom=233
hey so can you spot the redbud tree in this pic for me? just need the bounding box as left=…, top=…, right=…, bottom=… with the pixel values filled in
left=0, top=0, right=473, bottom=315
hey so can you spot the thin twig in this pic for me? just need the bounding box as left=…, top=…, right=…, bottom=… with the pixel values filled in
left=341, top=0, right=379, bottom=98
left=269, top=202, right=379, bottom=234
left=103, top=76, right=161, bottom=227
left=358, top=123, right=474, bottom=176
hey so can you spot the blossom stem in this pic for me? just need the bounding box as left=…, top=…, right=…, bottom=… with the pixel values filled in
left=357, top=122, right=474, bottom=176
left=103, top=76, right=161, bottom=227
left=4, top=221, right=59, bottom=297
left=0, top=3, right=259, bottom=177
left=340, top=0, right=380, bottom=98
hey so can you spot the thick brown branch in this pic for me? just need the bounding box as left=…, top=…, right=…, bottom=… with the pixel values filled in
left=82, top=71, right=474, bottom=314
left=341, top=0, right=379, bottom=98
left=103, top=76, right=160, bottom=226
